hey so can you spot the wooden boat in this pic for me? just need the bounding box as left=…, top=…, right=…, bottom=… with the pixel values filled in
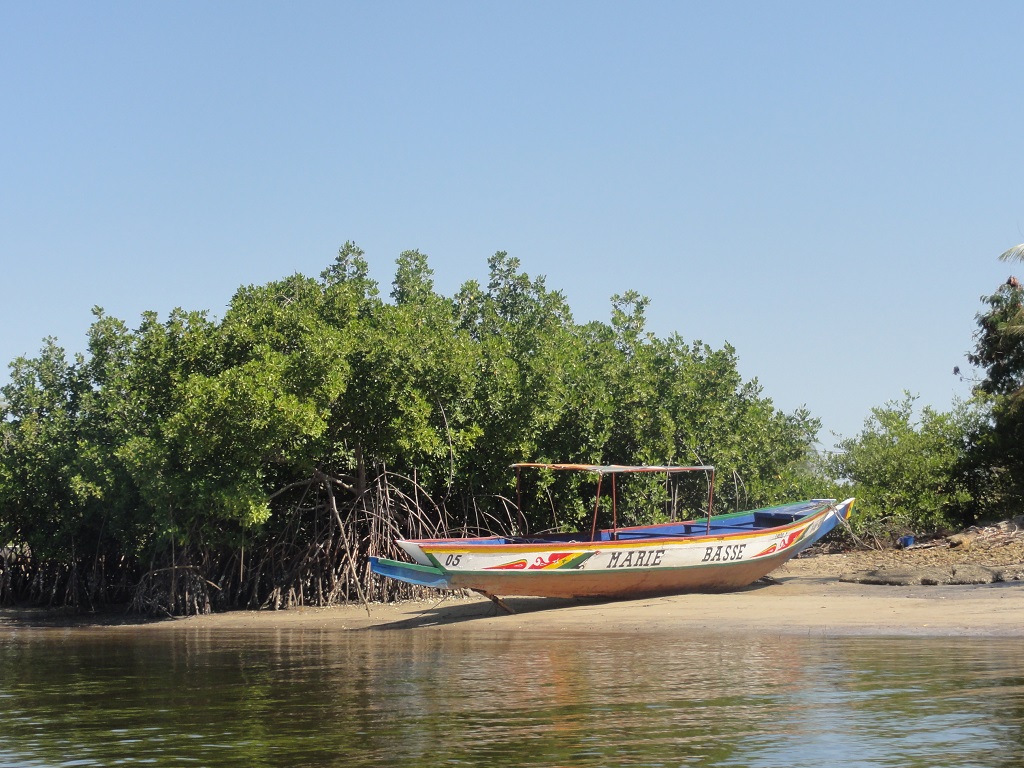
left=370, top=463, right=854, bottom=602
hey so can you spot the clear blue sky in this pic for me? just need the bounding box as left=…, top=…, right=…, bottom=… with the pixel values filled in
left=2, top=2, right=1023, bottom=445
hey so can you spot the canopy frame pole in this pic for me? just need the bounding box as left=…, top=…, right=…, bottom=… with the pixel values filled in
left=705, top=468, right=716, bottom=534
left=589, top=474, right=604, bottom=542
left=515, top=466, right=522, bottom=531
left=611, top=473, right=618, bottom=541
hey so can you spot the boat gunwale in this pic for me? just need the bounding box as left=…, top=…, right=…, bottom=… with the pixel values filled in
left=399, top=500, right=840, bottom=554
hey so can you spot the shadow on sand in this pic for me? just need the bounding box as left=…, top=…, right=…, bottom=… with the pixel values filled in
left=369, top=577, right=780, bottom=631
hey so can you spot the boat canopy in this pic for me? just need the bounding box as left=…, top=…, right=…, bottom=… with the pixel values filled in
left=511, top=463, right=714, bottom=474
left=511, top=462, right=717, bottom=539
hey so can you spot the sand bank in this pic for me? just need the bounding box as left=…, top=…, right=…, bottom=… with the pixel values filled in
left=173, top=568, right=1024, bottom=637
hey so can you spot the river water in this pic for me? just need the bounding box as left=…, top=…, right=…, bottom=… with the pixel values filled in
left=1, top=624, right=1022, bottom=767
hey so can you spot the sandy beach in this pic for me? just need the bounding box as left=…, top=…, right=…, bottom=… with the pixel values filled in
left=4, top=545, right=1022, bottom=637
left=186, top=552, right=1024, bottom=637
left=158, top=574, right=1024, bottom=637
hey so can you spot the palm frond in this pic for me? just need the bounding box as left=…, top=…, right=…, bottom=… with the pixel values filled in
left=998, top=243, right=1024, bottom=263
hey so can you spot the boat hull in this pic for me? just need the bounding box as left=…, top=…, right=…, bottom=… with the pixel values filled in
left=371, top=498, right=854, bottom=599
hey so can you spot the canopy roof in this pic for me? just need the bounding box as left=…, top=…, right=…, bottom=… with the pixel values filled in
left=511, top=463, right=714, bottom=475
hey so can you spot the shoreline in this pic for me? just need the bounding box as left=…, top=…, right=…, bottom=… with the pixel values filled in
left=3, top=554, right=1023, bottom=638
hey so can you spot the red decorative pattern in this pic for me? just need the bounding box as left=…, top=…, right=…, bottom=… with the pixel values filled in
left=753, top=528, right=804, bottom=558
left=487, top=552, right=577, bottom=571
left=489, top=559, right=528, bottom=570
left=529, top=552, right=574, bottom=569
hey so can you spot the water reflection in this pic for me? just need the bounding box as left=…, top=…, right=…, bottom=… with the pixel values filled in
left=1, top=626, right=1022, bottom=767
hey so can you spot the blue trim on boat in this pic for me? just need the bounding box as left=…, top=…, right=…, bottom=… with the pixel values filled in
left=369, top=556, right=452, bottom=589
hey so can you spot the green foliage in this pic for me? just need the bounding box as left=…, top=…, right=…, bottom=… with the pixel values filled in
left=826, top=394, right=978, bottom=535
left=339, top=255, right=480, bottom=487
left=968, top=279, right=1024, bottom=400
left=964, top=262, right=1024, bottom=514
left=0, top=339, right=92, bottom=560
left=0, top=244, right=829, bottom=611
